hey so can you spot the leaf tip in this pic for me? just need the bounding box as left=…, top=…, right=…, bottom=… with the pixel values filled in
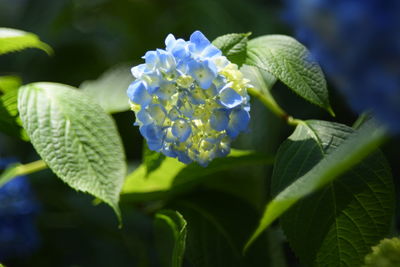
left=327, top=106, right=336, bottom=117
left=112, top=203, right=123, bottom=228
left=243, top=227, right=263, bottom=255
left=40, top=42, right=54, bottom=56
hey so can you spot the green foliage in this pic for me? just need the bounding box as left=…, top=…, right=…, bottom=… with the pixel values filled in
left=0, top=76, right=29, bottom=140
left=0, top=162, right=20, bottom=187
left=212, top=32, right=251, bottom=67
left=169, top=191, right=270, bottom=267
left=364, top=237, right=400, bottom=267
left=121, top=150, right=273, bottom=201
left=240, top=64, right=287, bottom=118
left=0, top=160, right=47, bottom=187
left=0, top=27, right=52, bottom=55
left=271, top=120, right=394, bottom=266
left=245, top=120, right=388, bottom=251
left=154, top=210, right=187, bottom=267
left=18, top=82, right=126, bottom=220
left=246, top=35, right=334, bottom=115
left=143, top=144, right=166, bottom=176
left=80, top=65, right=133, bottom=114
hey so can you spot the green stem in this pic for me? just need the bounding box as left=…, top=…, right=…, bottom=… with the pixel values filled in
left=248, top=87, right=287, bottom=119
left=14, top=159, right=47, bottom=176
left=248, top=87, right=304, bottom=127
left=287, top=116, right=304, bottom=126
left=0, top=159, right=47, bottom=187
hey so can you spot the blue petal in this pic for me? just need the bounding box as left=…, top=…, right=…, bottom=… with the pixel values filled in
left=127, top=81, right=152, bottom=106
left=156, top=49, right=176, bottom=72
left=175, top=150, right=192, bottom=164
left=161, top=143, right=177, bottom=158
left=187, top=60, right=217, bottom=89
left=177, top=99, right=194, bottom=118
left=210, top=109, right=229, bottom=131
left=171, top=40, right=190, bottom=59
left=226, top=108, right=250, bottom=138
left=146, top=104, right=167, bottom=125
left=189, top=31, right=221, bottom=59
left=136, top=109, right=152, bottom=125
left=201, top=44, right=222, bottom=58
left=155, top=81, right=176, bottom=100
left=143, top=51, right=158, bottom=69
left=131, top=64, right=147, bottom=78
left=172, top=119, right=192, bottom=142
left=190, top=87, right=206, bottom=104
left=219, top=87, right=243, bottom=108
left=189, top=31, right=210, bottom=52
left=165, top=34, right=176, bottom=48
left=215, top=143, right=230, bottom=158
left=213, top=75, right=228, bottom=92
left=168, top=107, right=181, bottom=120
left=139, top=124, right=164, bottom=151
left=143, top=71, right=161, bottom=93
left=165, top=34, right=189, bottom=60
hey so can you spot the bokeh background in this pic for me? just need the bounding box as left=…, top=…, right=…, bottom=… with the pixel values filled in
left=0, top=0, right=398, bottom=266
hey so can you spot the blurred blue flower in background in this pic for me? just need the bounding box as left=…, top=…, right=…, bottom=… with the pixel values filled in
left=0, top=158, right=40, bottom=262
left=128, top=31, right=251, bottom=166
left=284, top=0, right=400, bottom=132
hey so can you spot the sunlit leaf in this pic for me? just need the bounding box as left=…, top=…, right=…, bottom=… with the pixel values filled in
left=245, top=120, right=388, bottom=252
left=212, top=32, right=251, bottom=66
left=0, top=28, right=52, bottom=55
left=122, top=150, right=273, bottom=201
left=272, top=120, right=394, bottom=266
left=80, top=65, right=133, bottom=114
left=246, top=35, right=334, bottom=115
left=0, top=76, right=28, bottom=140
left=18, top=82, right=126, bottom=219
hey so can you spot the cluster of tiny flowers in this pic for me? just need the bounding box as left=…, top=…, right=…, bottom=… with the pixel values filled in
left=0, top=158, right=40, bottom=261
left=284, top=0, right=400, bottom=132
left=127, top=31, right=251, bottom=166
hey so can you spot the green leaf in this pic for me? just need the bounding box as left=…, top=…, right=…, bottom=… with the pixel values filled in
left=212, top=33, right=251, bottom=67
left=245, top=119, right=388, bottom=251
left=240, top=64, right=288, bottom=119
left=0, top=28, right=52, bottom=55
left=246, top=35, right=334, bottom=115
left=18, top=82, right=126, bottom=219
left=170, top=191, right=270, bottom=267
left=364, top=237, right=400, bottom=267
left=154, top=210, right=187, bottom=267
left=0, top=76, right=29, bottom=140
left=80, top=65, right=133, bottom=114
left=271, top=120, right=394, bottom=266
left=143, top=143, right=166, bottom=176
left=121, top=150, right=273, bottom=201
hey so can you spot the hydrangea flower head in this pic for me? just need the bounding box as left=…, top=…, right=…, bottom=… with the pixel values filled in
left=284, top=0, right=400, bottom=132
left=128, top=31, right=251, bottom=166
